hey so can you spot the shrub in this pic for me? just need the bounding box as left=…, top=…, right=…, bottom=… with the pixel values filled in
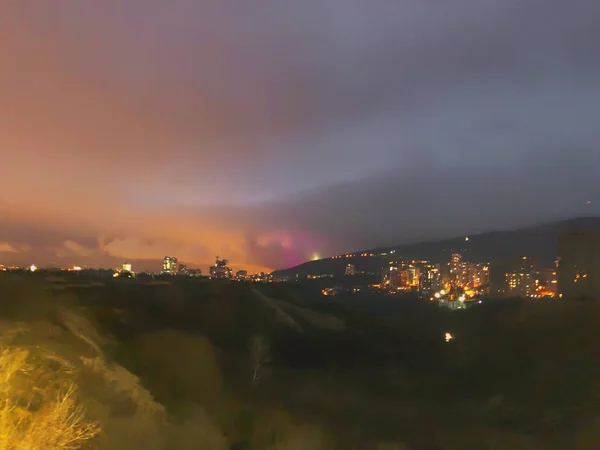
left=0, top=326, right=100, bottom=449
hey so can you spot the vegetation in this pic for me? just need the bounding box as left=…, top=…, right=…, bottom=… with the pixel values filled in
left=2, top=273, right=600, bottom=448
left=0, top=325, right=100, bottom=449
left=249, top=334, right=270, bottom=387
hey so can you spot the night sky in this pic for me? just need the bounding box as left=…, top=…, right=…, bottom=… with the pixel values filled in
left=1, top=1, right=599, bottom=272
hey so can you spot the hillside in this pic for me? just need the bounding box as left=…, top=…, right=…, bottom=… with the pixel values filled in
left=273, top=217, right=600, bottom=277
left=6, top=273, right=600, bottom=447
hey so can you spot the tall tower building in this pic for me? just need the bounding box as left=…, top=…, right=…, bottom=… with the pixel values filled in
left=162, top=256, right=178, bottom=275
left=450, top=253, right=468, bottom=287
left=558, top=231, right=600, bottom=300
left=209, top=257, right=232, bottom=279
left=450, top=253, right=462, bottom=272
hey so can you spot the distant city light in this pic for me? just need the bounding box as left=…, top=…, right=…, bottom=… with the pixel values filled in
left=465, top=236, right=469, bottom=241
left=30, top=264, right=37, bottom=272
left=312, top=253, right=320, bottom=261
left=445, top=332, right=454, bottom=343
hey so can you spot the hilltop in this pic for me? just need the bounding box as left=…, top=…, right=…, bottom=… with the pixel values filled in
left=273, top=217, right=600, bottom=277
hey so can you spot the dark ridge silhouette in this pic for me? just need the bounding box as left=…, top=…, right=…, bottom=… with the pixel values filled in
left=273, top=217, right=600, bottom=277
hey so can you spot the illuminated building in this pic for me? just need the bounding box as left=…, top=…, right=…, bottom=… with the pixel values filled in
left=466, top=263, right=489, bottom=290
left=161, top=256, right=178, bottom=275
left=419, top=263, right=441, bottom=292
left=407, top=266, right=420, bottom=287
left=178, top=264, right=188, bottom=275
left=535, top=269, right=558, bottom=297
left=122, top=261, right=132, bottom=273
left=381, top=269, right=390, bottom=286
left=189, top=268, right=202, bottom=277
left=388, top=266, right=406, bottom=290
left=345, top=264, right=356, bottom=276
left=235, top=270, right=248, bottom=280
left=449, top=253, right=469, bottom=288
left=250, top=272, right=269, bottom=283
left=438, top=296, right=467, bottom=310
left=386, top=261, right=421, bottom=292
left=558, top=231, right=600, bottom=300
left=451, top=253, right=462, bottom=270
left=210, top=257, right=233, bottom=279
left=507, top=257, right=537, bottom=297
left=490, top=257, right=537, bottom=298
left=307, top=273, right=333, bottom=279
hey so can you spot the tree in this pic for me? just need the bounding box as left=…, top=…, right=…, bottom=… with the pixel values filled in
left=249, top=334, right=270, bottom=387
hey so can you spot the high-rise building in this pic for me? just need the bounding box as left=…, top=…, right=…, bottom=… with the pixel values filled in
left=162, top=256, right=178, bottom=275
left=386, top=261, right=420, bottom=291
left=558, top=231, right=600, bottom=300
left=210, top=257, right=233, bottom=279
left=122, top=261, right=132, bottom=273
left=388, top=266, right=408, bottom=290
left=449, top=253, right=469, bottom=288
left=465, top=263, right=489, bottom=289
left=419, top=263, right=442, bottom=292
left=506, top=257, right=537, bottom=297
left=345, top=264, right=356, bottom=276
left=451, top=253, right=462, bottom=267
left=406, top=266, right=420, bottom=288
left=489, top=259, right=538, bottom=298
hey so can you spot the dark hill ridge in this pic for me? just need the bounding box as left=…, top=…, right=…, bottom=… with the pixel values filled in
left=274, top=217, right=600, bottom=277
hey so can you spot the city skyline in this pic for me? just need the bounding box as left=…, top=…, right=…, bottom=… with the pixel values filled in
left=1, top=1, right=600, bottom=272
left=0, top=227, right=595, bottom=303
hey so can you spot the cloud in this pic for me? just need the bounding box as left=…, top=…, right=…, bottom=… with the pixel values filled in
left=61, top=241, right=97, bottom=258
left=0, top=0, right=599, bottom=270
left=102, top=237, right=210, bottom=264
left=0, top=243, right=19, bottom=254
left=242, top=232, right=309, bottom=270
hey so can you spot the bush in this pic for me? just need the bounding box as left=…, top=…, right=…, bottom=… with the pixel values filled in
left=123, top=330, right=223, bottom=409
left=0, top=325, right=100, bottom=449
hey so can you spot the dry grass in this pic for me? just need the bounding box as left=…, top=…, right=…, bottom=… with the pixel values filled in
left=80, top=355, right=166, bottom=419
left=0, top=328, right=100, bottom=450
